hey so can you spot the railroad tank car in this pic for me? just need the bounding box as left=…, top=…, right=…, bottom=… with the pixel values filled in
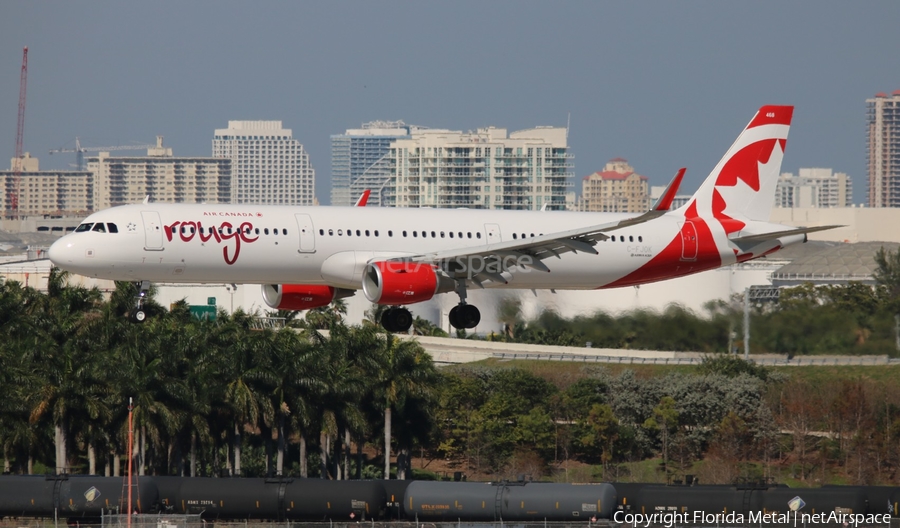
left=159, top=477, right=386, bottom=521
left=761, top=487, right=868, bottom=522
left=281, top=478, right=386, bottom=520
left=403, top=481, right=616, bottom=521
left=633, top=485, right=764, bottom=517
left=164, top=477, right=284, bottom=518
left=824, top=485, right=896, bottom=516
left=0, top=476, right=158, bottom=518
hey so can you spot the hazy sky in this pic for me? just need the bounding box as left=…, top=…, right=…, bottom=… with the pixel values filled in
left=2, top=2, right=898, bottom=205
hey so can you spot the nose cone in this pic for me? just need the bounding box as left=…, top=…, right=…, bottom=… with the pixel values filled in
left=48, top=237, right=72, bottom=268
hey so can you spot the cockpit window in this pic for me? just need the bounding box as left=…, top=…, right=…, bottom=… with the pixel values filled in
left=107, top=223, right=118, bottom=233
left=92, top=223, right=106, bottom=233
left=75, top=223, right=93, bottom=232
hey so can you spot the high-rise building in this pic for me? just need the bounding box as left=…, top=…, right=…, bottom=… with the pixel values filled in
left=579, top=158, right=650, bottom=213
left=331, top=120, right=417, bottom=207
left=1, top=153, right=93, bottom=216
left=867, top=91, right=900, bottom=207
left=86, top=137, right=231, bottom=210
left=213, top=121, right=314, bottom=205
left=387, top=126, right=572, bottom=210
left=775, top=168, right=853, bottom=208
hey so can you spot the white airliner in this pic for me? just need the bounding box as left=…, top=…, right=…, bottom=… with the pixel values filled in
left=48, top=106, right=835, bottom=331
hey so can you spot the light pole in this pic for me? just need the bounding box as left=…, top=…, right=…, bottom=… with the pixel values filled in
left=225, top=284, right=237, bottom=313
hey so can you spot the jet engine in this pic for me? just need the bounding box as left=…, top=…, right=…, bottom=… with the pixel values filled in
left=362, top=261, right=454, bottom=305
left=261, top=284, right=353, bottom=311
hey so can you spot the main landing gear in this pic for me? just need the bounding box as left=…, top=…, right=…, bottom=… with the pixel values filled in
left=448, top=279, right=480, bottom=330
left=381, top=306, right=413, bottom=333
left=130, top=280, right=151, bottom=323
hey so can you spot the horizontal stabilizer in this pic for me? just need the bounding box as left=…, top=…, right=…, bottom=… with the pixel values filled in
left=729, top=225, right=842, bottom=244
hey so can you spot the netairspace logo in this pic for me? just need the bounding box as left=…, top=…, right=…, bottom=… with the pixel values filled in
left=612, top=510, right=892, bottom=527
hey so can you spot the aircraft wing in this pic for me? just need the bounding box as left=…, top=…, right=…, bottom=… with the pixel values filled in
left=390, top=213, right=661, bottom=284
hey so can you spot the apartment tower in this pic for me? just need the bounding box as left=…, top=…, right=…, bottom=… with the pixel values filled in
left=867, top=91, right=900, bottom=207
left=387, top=126, right=571, bottom=210
left=213, top=121, right=315, bottom=205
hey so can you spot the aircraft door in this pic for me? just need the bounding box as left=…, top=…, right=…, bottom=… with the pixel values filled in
left=681, top=220, right=698, bottom=261
left=484, top=223, right=501, bottom=244
left=141, top=211, right=164, bottom=251
left=295, top=213, right=316, bottom=253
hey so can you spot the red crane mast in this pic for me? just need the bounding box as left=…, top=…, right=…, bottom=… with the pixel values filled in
left=11, top=46, right=28, bottom=218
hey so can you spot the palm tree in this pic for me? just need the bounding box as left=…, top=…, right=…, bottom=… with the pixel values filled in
left=220, top=310, right=275, bottom=476
left=369, top=333, right=438, bottom=479
left=28, top=268, right=105, bottom=473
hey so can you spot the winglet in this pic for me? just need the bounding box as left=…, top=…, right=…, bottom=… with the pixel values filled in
left=652, top=168, right=686, bottom=211
left=143, top=195, right=150, bottom=204
left=354, top=189, right=371, bottom=207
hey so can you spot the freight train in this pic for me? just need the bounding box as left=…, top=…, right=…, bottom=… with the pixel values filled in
left=0, top=475, right=896, bottom=524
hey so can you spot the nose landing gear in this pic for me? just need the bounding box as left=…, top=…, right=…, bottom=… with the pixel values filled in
left=129, top=280, right=151, bottom=323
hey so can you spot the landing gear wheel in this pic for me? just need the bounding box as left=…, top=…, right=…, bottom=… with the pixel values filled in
left=381, top=307, right=413, bottom=333
left=449, top=304, right=480, bottom=330
left=131, top=309, right=147, bottom=324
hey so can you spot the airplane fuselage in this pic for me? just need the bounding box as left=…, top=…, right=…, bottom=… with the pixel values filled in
left=49, top=203, right=738, bottom=290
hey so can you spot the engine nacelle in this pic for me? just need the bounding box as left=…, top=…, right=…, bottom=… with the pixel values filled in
left=362, top=261, right=453, bottom=305
left=262, top=284, right=339, bottom=311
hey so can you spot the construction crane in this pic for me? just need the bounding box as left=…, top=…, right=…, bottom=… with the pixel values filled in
left=10, top=46, right=28, bottom=219
left=49, top=137, right=156, bottom=171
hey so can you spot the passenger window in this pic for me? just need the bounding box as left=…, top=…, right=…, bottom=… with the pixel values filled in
left=255, top=228, right=260, bottom=235
left=611, top=236, right=616, bottom=242
left=92, top=223, right=106, bottom=233
left=283, top=229, right=287, bottom=235
left=513, top=233, right=518, bottom=239
left=422, top=231, right=426, bottom=238
left=458, top=232, right=463, bottom=238
left=403, top=231, right=408, bottom=237
left=107, top=223, right=118, bottom=233
left=328, top=229, right=333, bottom=236
left=75, top=223, right=93, bottom=232
left=338, top=229, right=343, bottom=236
left=374, top=230, right=379, bottom=237
left=347, top=229, right=352, bottom=237
left=319, top=229, right=324, bottom=235
left=477, top=232, right=481, bottom=239
left=440, top=231, right=445, bottom=238
left=638, top=236, right=643, bottom=242
left=467, top=232, right=472, bottom=239
left=431, top=231, right=436, bottom=237
left=413, top=231, right=418, bottom=237
left=265, top=228, right=270, bottom=235
left=629, top=236, right=634, bottom=242
left=365, top=230, right=370, bottom=237
left=388, top=230, right=393, bottom=237
left=356, top=230, right=361, bottom=236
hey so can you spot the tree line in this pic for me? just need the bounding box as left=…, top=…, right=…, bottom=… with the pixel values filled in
left=3, top=262, right=900, bottom=485
left=490, top=246, right=900, bottom=356
left=1, top=269, right=436, bottom=480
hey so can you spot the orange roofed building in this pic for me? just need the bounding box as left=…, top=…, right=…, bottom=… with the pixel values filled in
left=579, top=158, right=650, bottom=213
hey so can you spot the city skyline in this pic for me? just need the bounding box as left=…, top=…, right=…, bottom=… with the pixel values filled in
left=2, top=3, right=899, bottom=206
